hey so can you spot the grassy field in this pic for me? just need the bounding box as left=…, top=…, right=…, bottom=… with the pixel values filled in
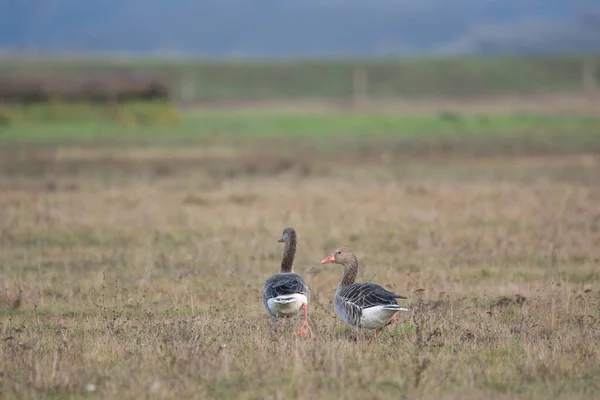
left=0, top=101, right=181, bottom=126
left=1, top=56, right=598, bottom=101
left=1, top=109, right=600, bottom=399
left=2, top=111, right=600, bottom=156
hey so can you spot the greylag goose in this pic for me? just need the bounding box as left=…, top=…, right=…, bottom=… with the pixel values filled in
left=321, top=247, right=408, bottom=340
left=263, top=228, right=312, bottom=336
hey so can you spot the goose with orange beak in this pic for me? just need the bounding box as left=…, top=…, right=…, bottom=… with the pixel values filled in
left=321, top=247, right=408, bottom=340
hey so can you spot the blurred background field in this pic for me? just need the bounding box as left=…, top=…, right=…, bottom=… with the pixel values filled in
left=1, top=2, right=600, bottom=399
left=0, top=56, right=598, bottom=102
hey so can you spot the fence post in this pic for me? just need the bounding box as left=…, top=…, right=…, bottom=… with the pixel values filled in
left=582, top=59, right=598, bottom=101
left=352, top=64, right=368, bottom=112
left=180, top=73, right=196, bottom=105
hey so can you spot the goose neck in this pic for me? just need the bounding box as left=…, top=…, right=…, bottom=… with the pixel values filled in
left=339, top=258, right=358, bottom=288
left=280, top=236, right=296, bottom=273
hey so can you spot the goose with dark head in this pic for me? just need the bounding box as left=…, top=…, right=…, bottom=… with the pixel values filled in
left=263, top=227, right=312, bottom=336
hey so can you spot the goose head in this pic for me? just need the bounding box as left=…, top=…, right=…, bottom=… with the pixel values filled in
left=278, top=227, right=296, bottom=243
left=321, top=247, right=356, bottom=265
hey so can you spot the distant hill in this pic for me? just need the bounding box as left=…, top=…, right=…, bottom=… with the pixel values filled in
left=1, top=0, right=599, bottom=57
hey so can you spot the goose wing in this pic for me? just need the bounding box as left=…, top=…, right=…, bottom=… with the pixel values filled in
left=337, top=282, right=406, bottom=309
left=263, top=273, right=310, bottom=301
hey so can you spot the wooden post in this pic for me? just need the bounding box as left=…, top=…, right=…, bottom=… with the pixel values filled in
left=180, top=73, right=196, bottom=105
left=352, top=64, right=368, bottom=112
left=582, top=59, right=598, bottom=101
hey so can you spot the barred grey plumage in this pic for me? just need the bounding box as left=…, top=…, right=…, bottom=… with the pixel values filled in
left=263, top=272, right=310, bottom=315
left=322, top=246, right=408, bottom=340
left=262, top=228, right=312, bottom=335
left=334, top=282, right=405, bottom=329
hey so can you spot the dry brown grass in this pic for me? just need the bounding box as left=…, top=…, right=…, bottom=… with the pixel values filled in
left=1, top=142, right=599, bottom=399
left=186, top=92, right=600, bottom=116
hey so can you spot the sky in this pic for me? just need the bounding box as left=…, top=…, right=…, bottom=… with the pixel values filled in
left=1, top=0, right=599, bottom=58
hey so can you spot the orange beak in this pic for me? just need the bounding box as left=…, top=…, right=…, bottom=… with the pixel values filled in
left=277, top=238, right=284, bottom=243
left=321, top=253, right=336, bottom=264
